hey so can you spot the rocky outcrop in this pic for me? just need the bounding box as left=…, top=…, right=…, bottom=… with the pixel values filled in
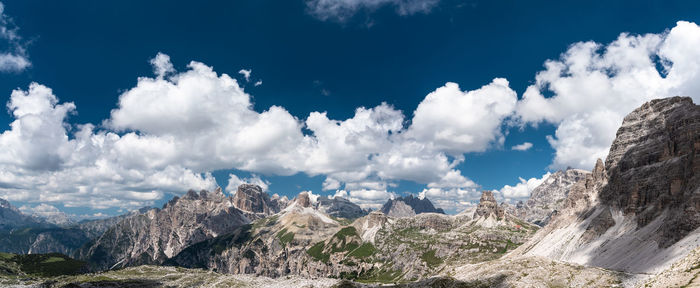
left=232, top=184, right=286, bottom=219
left=168, top=191, right=342, bottom=278
left=510, top=169, right=590, bottom=226
left=380, top=195, right=444, bottom=218
left=513, top=97, right=700, bottom=274
left=475, top=191, right=504, bottom=219
left=76, top=187, right=249, bottom=271
left=295, top=191, right=312, bottom=208
left=315, top=196, right=367, bottom=219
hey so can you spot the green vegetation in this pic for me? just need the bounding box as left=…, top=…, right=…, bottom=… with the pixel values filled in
left=0, top=253, right=86, bottom=277
left=276, top=228, right=294, bottom=246
left=420, top=250, right=443, bottom=267
left=355, top=266, right=403, bottom=283
left=334, top=226, right=358, bottom=238
left=330, top=216, right=354, bottom=226
left=347, top=242, right=376, bottom=259
left=329, top=226, right=360, bottom=253
left=252, top=215, right=279, bottom=231
left=307, top=241, right=330, bottom=263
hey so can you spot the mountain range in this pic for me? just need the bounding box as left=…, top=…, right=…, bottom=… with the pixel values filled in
left=0, top=97, right=698, bottom=287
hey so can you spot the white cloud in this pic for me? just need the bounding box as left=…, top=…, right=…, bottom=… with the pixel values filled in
left=407, top=79, right=517, bottom=155
left=333, top=188, right=396, bottom=209
left=418, top=187, right=479, bottom=214
left=17, top=19, right=700, bottom=215
left=497, top=172, right=552, bottom=201
left=150, top=52, right=174, bottom=79
left=515, top=21, right=700, bottom=169
left=511, top=142, right=533, bottom=151
left=302, top=190, right=321, bottom=204
left=226, top=174, right=270, bottom=193
left=238, top=69, right=251, bottom=82
left=254, top=80, right=262, bottom=86
left=306, top=0, right=439, bottom=22
left=0, top=2, right=29, bottom=72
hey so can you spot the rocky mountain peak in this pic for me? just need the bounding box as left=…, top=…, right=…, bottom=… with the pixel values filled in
left=233, top=184, right=270, bottom=213
left=380, top=194, right=444, bottom=218
left=475, top=191, right=504, bottom=219
left=0, top=198, right=13, bottom=209
left=314, top=196, right=367, bottom=219
left=514, top=96, right=700, bottom=274
left=295, top=191, right=312, bottom=208
left=508, top=168, right=590, bottom=226
left=77, top=188, right=249, bottom=271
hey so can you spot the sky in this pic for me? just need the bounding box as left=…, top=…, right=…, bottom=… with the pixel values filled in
left=1, top=0, right=700, bottom=218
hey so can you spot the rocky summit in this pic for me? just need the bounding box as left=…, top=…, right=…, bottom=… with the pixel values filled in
left=475, top=191, right=504, bottom=219
left=513, top=96, right=700, bottom=275
left=508, top=169, right=590, bottom=226
left=315, top=195, right=368, bottom=219
left=76, top=187, right=249, bottom=271
left=380, top=194, right=444, bottom=218
left=232, top=184, right=287, bottom=219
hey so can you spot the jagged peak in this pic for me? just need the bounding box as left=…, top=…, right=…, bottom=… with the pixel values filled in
left=295, top=191, right=312, bottom=208
left=475, top=190, right=504, bottom=219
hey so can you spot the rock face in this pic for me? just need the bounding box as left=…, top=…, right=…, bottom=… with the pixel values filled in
left=77, top=187, right=249, bottom=271
left=167, top=189, right=539, bottom=283
left=295, top=191, right=312, bottom=208
left=475, top=191, right=504, bottom=219
left=510, top=169, right=590, bottom=226
left=380, top=195, right=444, bottom=218
left=314, top=196, right=367, bottom=219
left=513, top=97, right=700, bottom=274
left=168, top=191, right=341, bottom=277
left=232, top=184, right=286, bottom=219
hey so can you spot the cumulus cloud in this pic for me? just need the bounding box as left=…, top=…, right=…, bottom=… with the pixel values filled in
left=497, top=172, right=552, bottom=201
left=418, top=187, right=478, bottom=214
left=407, top=79, right=517, bottom=155
left=0, top=82, right=217, bottom=211
left=333, top=189, right=396, bottom=209
left=150, top=52, right=174, bottom=79
left=515, top=21, right=700, bottom=169
left=7, top=21, right=700, bottom=214
left=0, top=2, right=30, bottom=72
left=0, top=53, right=510, bottom=212
left=306, top=0, right=439, bottom=22
left=511, top=142, right=533, bottom=151
left=226, top=174, right=270, bottom=193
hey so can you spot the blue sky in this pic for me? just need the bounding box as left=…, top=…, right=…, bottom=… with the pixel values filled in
left=1, top=0, right=700, bottom=217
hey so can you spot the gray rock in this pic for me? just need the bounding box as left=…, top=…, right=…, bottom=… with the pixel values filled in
left=76, top=187, right=249, bottom=271
left=514, top=96, right=700, bottom=274
left=380, top=195, right=444, bottom=218
left=510, top=169, right=589, bottom=226
left=314, top=196, right=367, bottom=220
left=233, top=184, right=285, bottom=219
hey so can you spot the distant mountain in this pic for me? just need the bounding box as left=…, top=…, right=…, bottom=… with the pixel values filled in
left=0, top=199, right=91, bottom=255
left=0, top=199, right=42, bottom=230
left=314, top=195, right=367, bottom=219
left=76, top=187, right=249, bottom=271
left=168, top=191, right=342, bottom=276
left=508, top=169, right=589, bottom=226
left=512, top=97, right=700, bottom=275
left=380, top=194, right=444, bottom=218
left=166, top=190, right=538, bottom=282
left=232, top=184, right=288, bottom=219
